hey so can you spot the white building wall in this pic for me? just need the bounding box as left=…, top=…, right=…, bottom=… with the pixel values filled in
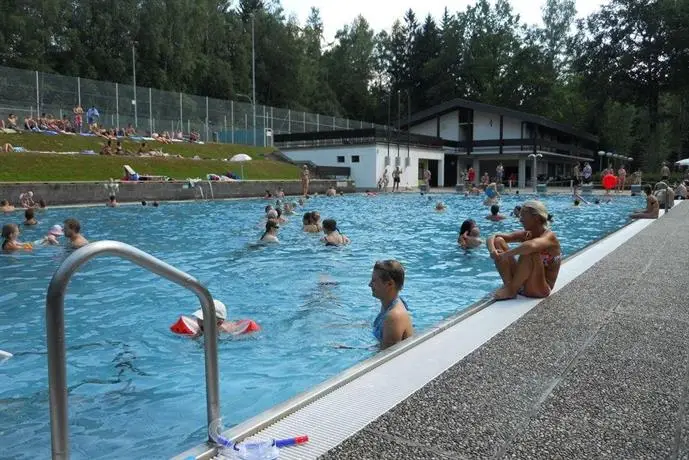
left=281, top=143, right=446, bottom=190
left=503, top=117, right=522, bottom=139
left=474, top=111, right=526, bottom=140
left=409, top=118, right=436, bottom=137
left=439, top=111, right=459, bottom=141
left=473, top=111, right=500, bottom=140
left=376, top=144, right=446, bottom=188
left=281, top=145, right=377, bottom=189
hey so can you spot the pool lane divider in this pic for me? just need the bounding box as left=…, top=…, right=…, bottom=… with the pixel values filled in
left=173, top=203, right=678, bottom=460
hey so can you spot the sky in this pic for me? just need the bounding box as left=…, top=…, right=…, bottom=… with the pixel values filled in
left=279, top=0, right=608, bottom=42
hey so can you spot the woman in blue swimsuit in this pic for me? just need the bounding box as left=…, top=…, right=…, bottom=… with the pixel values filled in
left=369, top=260, right=413, bottom=349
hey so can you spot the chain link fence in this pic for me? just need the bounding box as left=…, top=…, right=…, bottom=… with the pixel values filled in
left=0, top=65, right=382, bottom=147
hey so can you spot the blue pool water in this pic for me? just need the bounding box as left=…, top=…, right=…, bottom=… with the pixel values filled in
left=0, top=193, right=640, bottom=459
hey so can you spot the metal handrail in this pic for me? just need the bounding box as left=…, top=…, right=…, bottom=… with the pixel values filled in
left=46, top=241, right=220, bottom=460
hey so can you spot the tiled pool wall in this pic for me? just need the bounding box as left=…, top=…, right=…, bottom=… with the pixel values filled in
left=0, top=179, right=352, bottom=205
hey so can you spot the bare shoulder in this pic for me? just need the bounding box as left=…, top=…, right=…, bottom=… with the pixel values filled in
left=386, top=305, right=409, bottom=322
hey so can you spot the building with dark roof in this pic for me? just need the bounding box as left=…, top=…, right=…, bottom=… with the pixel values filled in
left=274, top=99, right=599, bottom=189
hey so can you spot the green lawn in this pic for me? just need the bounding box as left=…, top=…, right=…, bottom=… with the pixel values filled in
left=0, top=132, right=273, bottom=160
left=0, top=153, right=300, bottom=182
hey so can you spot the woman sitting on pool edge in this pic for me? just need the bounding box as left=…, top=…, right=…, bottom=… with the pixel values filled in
left=370, top=260, right=413, bottom=350
left=486, top=200, right=561, bottom=300
left=321, top=219, right=350, bottom=246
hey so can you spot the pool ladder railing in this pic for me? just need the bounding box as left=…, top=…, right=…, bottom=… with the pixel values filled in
left=45, top=241, right=221, bottom=460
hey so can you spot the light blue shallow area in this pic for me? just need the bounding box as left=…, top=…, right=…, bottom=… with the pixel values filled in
left=0, top=193, right=640, bottom=459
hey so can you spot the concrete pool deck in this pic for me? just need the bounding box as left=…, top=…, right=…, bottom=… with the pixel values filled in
left=321, top=202, right=689, bottom=459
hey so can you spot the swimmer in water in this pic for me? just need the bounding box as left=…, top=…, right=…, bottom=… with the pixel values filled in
left=435, top=202, right=447, bottom=212
left=275, top=207, right=287, bottom=224
left=23, top=208, right=38, bottom=226
left=486, top=204, right=506, bottom=221
left=326, top=187, right=337, bottom=197
left=276, top=187, right=285, bottom=198
left=266, top=209, right=278, bottom=221
left=2, top=223, right=31, bottom=251
left=283, top=202, right=294, bottom=215
left=302, top=212, right=319, bottom=233
left=0, top=200, right=15, bottom=212
left=38, top=224, right=63, bottom=246
left=370, top=260, right=413, bottom=350
left=106, top=195, right=118, bottom=207
left=512, top=205, right=522, bottom=217
left=188, top=300, right=250, bottom=337
left=573, top=199, right=581, bottom=207
left=458, top=219, right=482, bottom=249
left=63, top=218, right=89, bottom=248
left=486, top=200, right=562, bottom=300
left=321, top=219, right=350, bottom=246
left=310, top=211, right=322, bottom=231
left=264, top=190, right=273, bottom=199
left=264, top=204, right=274, bottom=216
left=260, top=219, right=280, bottom=243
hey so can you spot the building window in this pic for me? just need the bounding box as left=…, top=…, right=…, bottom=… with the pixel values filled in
left=337, top=156, right=345, bottom=163
left=352, top=155, right=360, bottom=163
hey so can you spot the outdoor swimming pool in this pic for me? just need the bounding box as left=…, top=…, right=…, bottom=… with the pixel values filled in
left=0, top=193, right=641, bottom=459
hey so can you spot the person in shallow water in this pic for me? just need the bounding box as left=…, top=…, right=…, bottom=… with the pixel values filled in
left=370, top=260, right=413, bottom=350
left=260, top=219, right=280, bottom=243
left=486, top=200, right=562, bottom=300
left=1, top=223, right=32, bottom=251
left=63, top=218, right=89, bottom=249
left=170, top=299, right=260, bottom=337
left=458, top=219, right=482, bottom=249
left=321, top=218, right=350, bottom=246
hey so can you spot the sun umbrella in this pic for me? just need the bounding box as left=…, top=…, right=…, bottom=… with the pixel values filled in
left=675, top=158, right=689, bottom=166
left=229, top=154, right=252, bottom=178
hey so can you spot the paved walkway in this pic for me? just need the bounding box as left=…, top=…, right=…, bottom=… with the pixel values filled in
left=322, top=203, right=689, bottom=459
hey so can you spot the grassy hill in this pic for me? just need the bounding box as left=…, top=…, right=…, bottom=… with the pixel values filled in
left=0, top=132, right=271, bottom=160
left=0, top=132, right=301, bottom=182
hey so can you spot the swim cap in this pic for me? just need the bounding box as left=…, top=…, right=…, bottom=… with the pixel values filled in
left=192, top=299, right=227, bottom=321
left=48, top=225, right=64, bottom=236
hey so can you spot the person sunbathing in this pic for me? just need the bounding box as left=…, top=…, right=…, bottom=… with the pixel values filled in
left=24, top=117, right=38, bottom=131
left=7, top=113, right=18, bottom=129
left=630, top=185, right=659, bottom=219
left=486, top=201, right=562, bottom=300
left=100, top=140, right=113, bottom=155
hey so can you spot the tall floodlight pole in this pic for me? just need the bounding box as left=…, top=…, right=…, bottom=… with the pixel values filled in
left=132, top=43, right=138, bottom=128
left=397, top=90, right=401, bottom=158
left=252, top=14, right=257, bottom=146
